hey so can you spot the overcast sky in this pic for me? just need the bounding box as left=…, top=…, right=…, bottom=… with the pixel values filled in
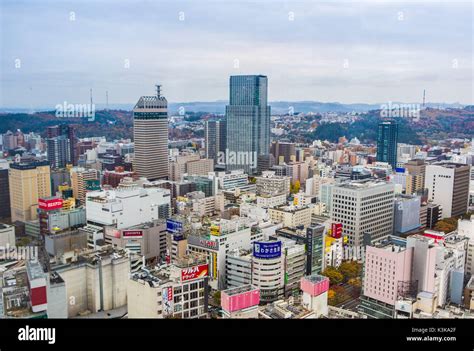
left=0, top=0, right=472, bottom=107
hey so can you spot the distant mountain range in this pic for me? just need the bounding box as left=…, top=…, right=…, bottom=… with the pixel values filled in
left=0, top=101, right=466, bottom=115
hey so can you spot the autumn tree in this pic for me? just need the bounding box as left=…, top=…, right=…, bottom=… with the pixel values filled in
left=322, top=267, right=344, bottom=285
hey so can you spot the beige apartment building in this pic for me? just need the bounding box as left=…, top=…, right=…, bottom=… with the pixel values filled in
left=70, top=167, right=99, bottom=204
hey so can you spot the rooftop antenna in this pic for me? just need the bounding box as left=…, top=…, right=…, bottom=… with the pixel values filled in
left=422, top=89, right=426, bottom=108
left=29, top=86, right=33, bottom=114
left=90, top=88, right=93, bottom=107
left=155, top=84, right=162, bottom=98
left=106, top=90, right=109, bottom=111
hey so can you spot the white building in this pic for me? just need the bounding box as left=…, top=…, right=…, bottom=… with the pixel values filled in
left=425, top=163, right=470, bottom=218
left=86, top=186, right=171, bottom=229
left=330, top=180, right=395, bottom=246
left=255, top=171, right=291, bottom=196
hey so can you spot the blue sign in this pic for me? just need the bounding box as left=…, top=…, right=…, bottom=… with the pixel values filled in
left=166, top=219, right=183, bottom=234
left=395, top=167, right=406, bottom=173
left=253, top=241, right=282, bottom=259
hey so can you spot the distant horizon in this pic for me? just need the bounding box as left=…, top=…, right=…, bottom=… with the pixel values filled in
left=0, top=99, right=468, bottom=112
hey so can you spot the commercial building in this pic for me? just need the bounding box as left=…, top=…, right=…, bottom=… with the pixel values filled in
left=301, top=275, right=330, bottom=317
left=225, top=75, right=270, bottom=174
left=86, top=186, right=171, bottom=229
left=70, top=167, right=100, bottom=205
left=255, top=171, right=291, bottom=196
left=251, top=240, right=284, bottom=303
left=393, top=195, right=421, bottom=236
left=133, top=85, right=169, bottom=180
left=9, top=159, right=51, bottom=222
left=268, top=205, right=312, bottom=228
left=51, top=248, right=130, bottom=317
left=127, top=257, right=209, bottom=319
left=274, top=225, right=325, bottom=275
left=104, top=220, right=168, bottom=261
left=187, top=219, right=258, bottom=290
left=330, top=180, right=395, bottom=247
left=425, top=163, right=470, bottom=218
left=221, top=285, right=260, bottom=318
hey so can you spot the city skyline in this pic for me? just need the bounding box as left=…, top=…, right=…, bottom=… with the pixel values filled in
left=1, top=0, right=473, bottom=108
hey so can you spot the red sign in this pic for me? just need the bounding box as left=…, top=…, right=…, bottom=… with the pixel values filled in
left=331, top=223, right=343, bottom=239
left=122, top=230, right=143, bottom=238
left=38, top=198, right=63, bottom=211
left=181, top=264, right=208, bottom=282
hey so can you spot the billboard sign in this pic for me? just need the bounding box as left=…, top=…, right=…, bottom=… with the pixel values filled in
left=253, top=241, right=282, bottom=259
left=162, top=287, right=173, bottom=315
left=181, top=264, right=208, bottom=282
left=38, top=198, right=63, bottom=211
left=187, top=236, right=219, bottom=250
left=85, top=179, right=100, bottom=191
left=122, top=230, right=143, bottom=238
left=331, top=223, right=343, bottom=239
left=166, top=219, right=183, bottom=234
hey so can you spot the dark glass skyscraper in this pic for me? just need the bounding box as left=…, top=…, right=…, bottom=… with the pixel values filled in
left=225, top=75, right=271, bottom=174
left=205, top=119, right=226, bottom=165
left=46, top=124, right=76, bottom=169
left=376, top=120, right=398, bottom=168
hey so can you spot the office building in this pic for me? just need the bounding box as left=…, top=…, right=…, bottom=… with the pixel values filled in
left=205, top=119, right=226, bottom=164
left=127, top=257, right=209, bottom=319
left=376, top=120, right=398, bottom=168
left=9, top=159, right=51, bottom=222
left=46, top=125, right=76, bottom=167
left=133, top=85, right=169, bottom=180
left=271, top=141, right=296, bottom=165
left=425, top=163, right=470, bottom=218
left=225, top=75, right=271, bottom=174
left=330, top=180, right=395, bottom=247
left=404, top=159, right=426, bottom=195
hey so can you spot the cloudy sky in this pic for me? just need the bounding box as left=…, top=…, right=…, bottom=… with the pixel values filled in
left=0, top=0, right=472, bottom=108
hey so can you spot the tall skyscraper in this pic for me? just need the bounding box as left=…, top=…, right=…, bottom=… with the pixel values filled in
left=46, top=125, right=76, bottom=167
left=9, top=159, right=51, bottom=222
left=225, top=75, right=271, bottom=174
left=133, top=85, right=169, bottom=181
left=376, top=120, right=398, bottom=168
left=424, top=162, right=470, bottom=218
left=205, top=119, right=226, bottom=164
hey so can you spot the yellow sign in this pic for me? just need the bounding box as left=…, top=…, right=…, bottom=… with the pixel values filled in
left=210, top=225, right=221, bottom=236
